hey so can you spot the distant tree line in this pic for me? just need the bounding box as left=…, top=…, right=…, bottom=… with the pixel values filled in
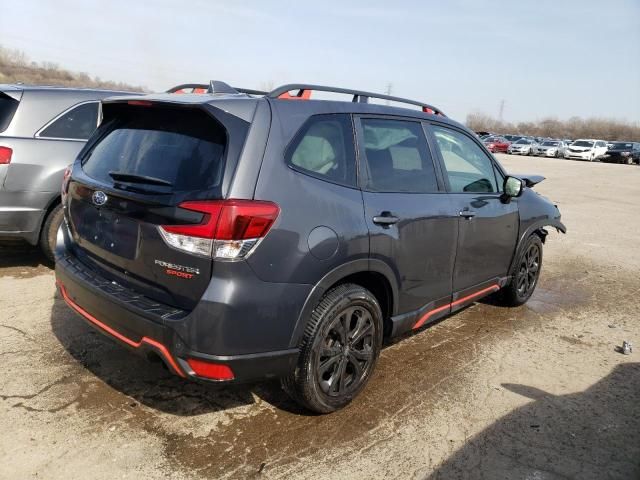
left=466, top=111, right=640, bottom=142
left=0, top=45, right=146, bottom=92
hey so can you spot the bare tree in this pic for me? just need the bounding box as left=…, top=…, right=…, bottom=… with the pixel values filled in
left=466, top=111, right=640, bottom=141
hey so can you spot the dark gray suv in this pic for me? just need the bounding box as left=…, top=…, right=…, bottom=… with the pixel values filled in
left=0, top=85, right=135, bottom=260
left=55, top=82, right=565, bottom=413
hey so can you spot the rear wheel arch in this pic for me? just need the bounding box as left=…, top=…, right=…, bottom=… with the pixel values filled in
left=38, top=196, right=63, bottom=261
left=289, top=259, right=399, bottom=348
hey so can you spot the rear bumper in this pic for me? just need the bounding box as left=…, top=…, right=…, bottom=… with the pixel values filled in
left=565, top=152, right=591, bottom=160
left=55, top=241, right=300, bottom=383
left=0, top=208, right=43, bottom=244
left=0, top=191, right=55, bottom=244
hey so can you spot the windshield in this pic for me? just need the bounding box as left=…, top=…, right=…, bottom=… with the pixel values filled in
left=542, top=141, right=559, bottom=146
left=610, top=142, right=633, bottom=149
left=573, top=141, right=594, bottom=147
left=515, top=139, right=532, bottom=145
left=483, top=136, right=499, bottom=142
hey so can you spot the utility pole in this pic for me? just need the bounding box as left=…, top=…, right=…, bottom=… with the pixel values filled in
left=498, top=99, right=505, bottom=122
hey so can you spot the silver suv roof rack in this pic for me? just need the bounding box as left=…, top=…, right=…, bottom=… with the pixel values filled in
left=268, top=83, right=446, bottom=116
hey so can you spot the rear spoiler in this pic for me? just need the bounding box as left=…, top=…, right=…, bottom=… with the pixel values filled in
left=0, top=88, right=23, bottom=102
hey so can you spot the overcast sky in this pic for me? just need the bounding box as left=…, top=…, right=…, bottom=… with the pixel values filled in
left=2, top=0, right=639, bottom=123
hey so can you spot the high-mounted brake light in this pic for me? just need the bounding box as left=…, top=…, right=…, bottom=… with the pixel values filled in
left=127, top=100, right=153, bottom=106
left=0, top=146, right=12, bottom=164
left=158, top=200, right=280, bottom=259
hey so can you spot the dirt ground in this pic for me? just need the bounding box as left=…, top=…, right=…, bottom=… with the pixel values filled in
left=1, top=155, right=639, bottom=479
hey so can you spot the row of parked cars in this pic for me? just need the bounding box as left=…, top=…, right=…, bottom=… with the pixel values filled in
left=477, top=133, right=640, bottom=164
left=1, top=80, right=566, bottom=412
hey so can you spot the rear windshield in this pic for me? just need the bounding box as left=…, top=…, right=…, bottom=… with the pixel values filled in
left=0, top=93, right=20, bottom=133
left=82, top=107, right=227, bottom=192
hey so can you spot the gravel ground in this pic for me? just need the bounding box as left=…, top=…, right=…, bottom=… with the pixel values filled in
left=1, top=154, right=638, bottom=479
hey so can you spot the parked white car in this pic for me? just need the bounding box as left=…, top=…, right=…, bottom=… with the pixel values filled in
left=564, top=139, right=608, bottom=161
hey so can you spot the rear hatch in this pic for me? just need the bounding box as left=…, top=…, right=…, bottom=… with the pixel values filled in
left=65, top=100, right=251, bottom=310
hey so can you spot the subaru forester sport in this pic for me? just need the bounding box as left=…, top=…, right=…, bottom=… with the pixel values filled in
left=55, top=82, right=566, bottom=413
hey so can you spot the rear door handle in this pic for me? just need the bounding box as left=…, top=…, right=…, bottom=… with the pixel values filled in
left=373, top=212, right=399, bottom=225
left=459, top=210, right=477, bottom=218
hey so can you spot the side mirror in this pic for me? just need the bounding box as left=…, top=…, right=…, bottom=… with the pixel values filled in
left=503, top=176, right=525, bottom=199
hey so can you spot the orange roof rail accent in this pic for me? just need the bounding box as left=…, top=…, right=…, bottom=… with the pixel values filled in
left=277, top=89, right=312, bottom=100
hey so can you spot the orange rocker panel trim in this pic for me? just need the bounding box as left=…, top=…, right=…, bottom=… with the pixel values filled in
left=412, top=284, right=500, bottom=330
left=57, top=281, right=186, bottom=378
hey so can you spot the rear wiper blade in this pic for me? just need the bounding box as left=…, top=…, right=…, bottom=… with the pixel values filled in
left=108, top=171, right=173, bottom=187
left=112, top=182, right=172, bottom=195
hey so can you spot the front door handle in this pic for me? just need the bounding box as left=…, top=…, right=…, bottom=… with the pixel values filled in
left=373, top=212, right=399, bottom=226
left=459, top=210, right=477, bottom=218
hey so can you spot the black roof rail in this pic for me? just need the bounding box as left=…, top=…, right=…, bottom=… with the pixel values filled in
left=267, top=83, right=446, bottom=117
left=166, top=81, right=267, bottom=96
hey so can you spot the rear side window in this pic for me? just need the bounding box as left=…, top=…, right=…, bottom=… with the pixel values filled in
left=82, top=107, right=227, bottom=192
left=431, top=125, right=498, bottom=193
left=39, top=102, right=99, bottom=140
left=286, top=114, right=357, bottom=187
left=360, top=118, right=438, bottom=193
left=0, top=93, right=19, bottom=133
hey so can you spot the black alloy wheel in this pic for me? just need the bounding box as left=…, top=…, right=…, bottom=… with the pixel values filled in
left=316, top=306, right=375, bottom=397
left=516, top=242, right=541, bottom=298
left=282, top=283, right=383, bottom=413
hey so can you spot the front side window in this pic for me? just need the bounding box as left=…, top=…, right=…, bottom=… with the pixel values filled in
left=39, top=102, right=99, bottom=140
left=359, top=118, right=438, bottom=193
left=286, top=114, right=356, bottom=186
left=431, top=125, right=498, bottom=193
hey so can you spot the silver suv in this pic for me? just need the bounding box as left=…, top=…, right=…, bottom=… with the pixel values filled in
left=0, top=85, right=135, bottom=260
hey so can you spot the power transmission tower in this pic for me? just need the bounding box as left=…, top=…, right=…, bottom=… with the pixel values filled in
left=498, top=99, right=505, bottom=122
left=385, top=83, right=393, bottom=105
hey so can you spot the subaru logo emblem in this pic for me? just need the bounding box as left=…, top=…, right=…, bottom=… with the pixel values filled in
left=92, top=190, right=108, bottom=206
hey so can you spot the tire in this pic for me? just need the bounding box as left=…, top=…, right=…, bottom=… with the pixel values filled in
left=39, top=203, right=64, bottom=262
left=282, top=283, right=383, bottom=413
left=496, top=235, right=543, bottom=307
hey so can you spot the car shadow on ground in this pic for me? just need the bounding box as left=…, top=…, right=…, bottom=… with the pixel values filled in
left=0, top=241, right=52, bottom=270
left=427, top=362, right=640, bottom=480
left=49, top=293, right=307, bottom=416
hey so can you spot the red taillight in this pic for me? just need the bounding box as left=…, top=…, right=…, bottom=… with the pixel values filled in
left=162, top=201, right=224, bottom=238
left=164, top=200, right=279, bottom=240
left=158, top=199, right=280, bottom=258
left=215, top=200, right=280, bottom=240
left=0, top=146, right=12, bottom=164
left=187, top=358, right=235, bottom=380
